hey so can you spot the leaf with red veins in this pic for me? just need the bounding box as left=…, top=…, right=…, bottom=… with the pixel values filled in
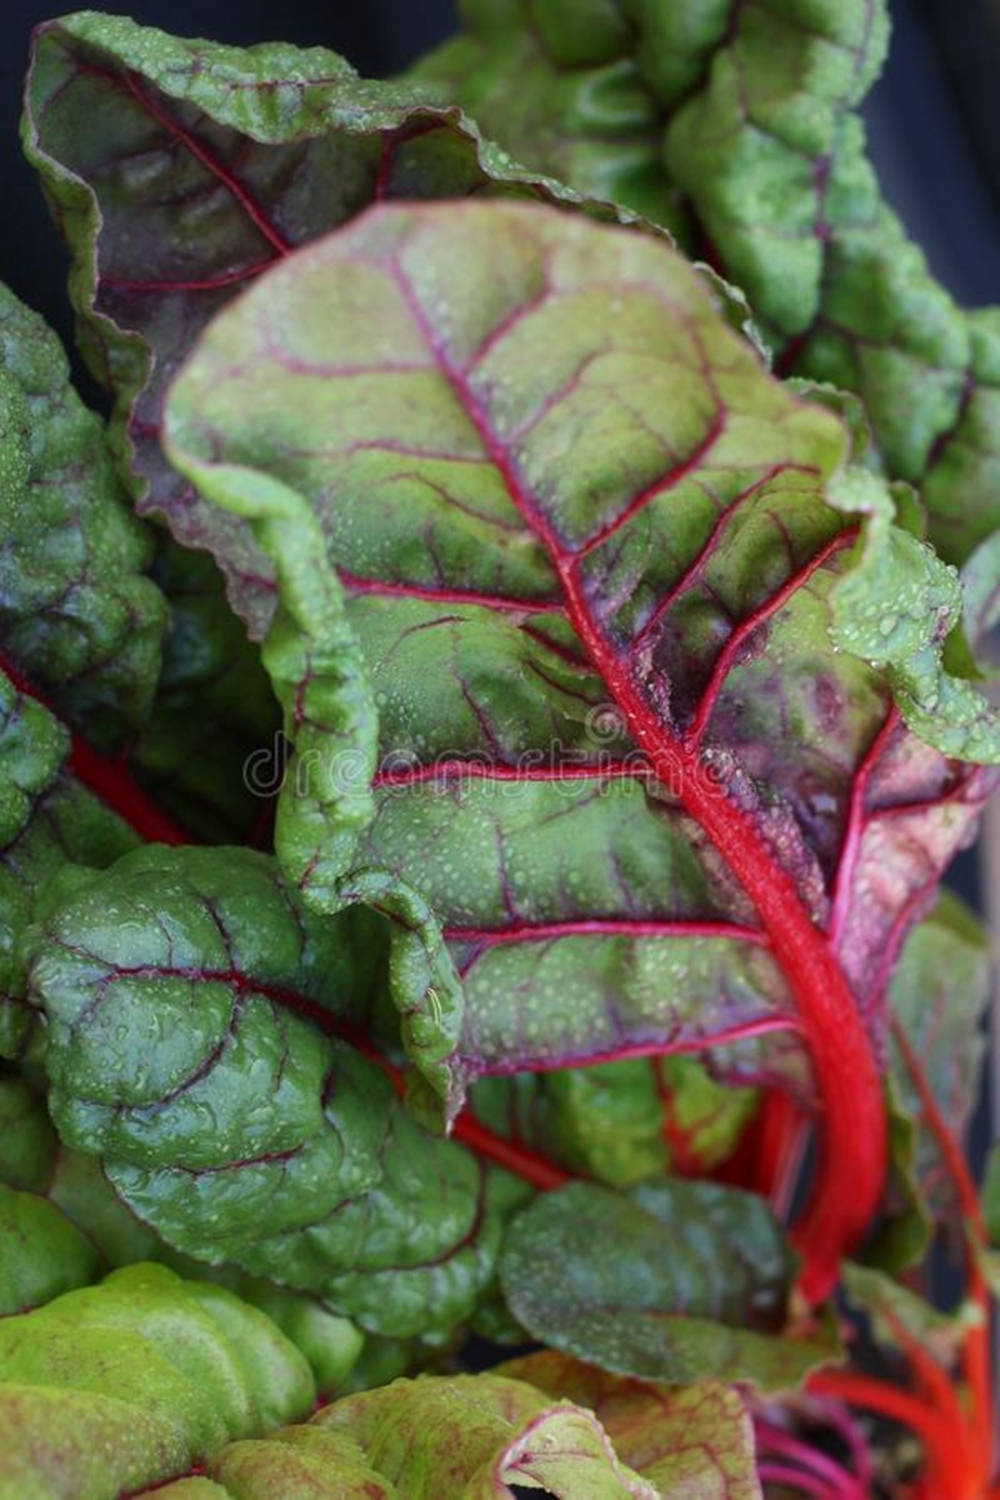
left=23, top=12, right=634, bottom=633
left=27, top=844, right=527, bottom=1343
left=496, top=1351, right=762, bottom=1500
left=164, top=200, right=1000, bottom=1297
left=0, top=666, right=141, bottom=1059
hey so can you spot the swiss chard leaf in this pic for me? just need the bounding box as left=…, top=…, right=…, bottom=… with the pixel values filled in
left=413, top=0, right=1000, bottom=568
left=496, top=1350, right=761, bottom=1499
left=887, top=891, right=992, bottom=1227
left=164, top=197, right=1000, bottom=1294
left=0, top=666, right=139, bottom=1058
left=130, top=537, right=280, bottom=841
left=137, top=1372, right=666, bottom=1498
left=0, top=1263, right=314, bottom=1498
left=26, top=844, right=523, bottom=1343
left=469, top=1054, right=757, bottom=1186
left=0, top=281, right=165, bottom=744
left=22, top=11, right=624, bottom=633
left=0, top=1067, right=372, bottom=1395
left=499, top=1179, right=838, bottom=1388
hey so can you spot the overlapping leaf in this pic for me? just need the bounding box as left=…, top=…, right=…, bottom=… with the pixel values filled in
left=0, top=1067, right=377, bottom=1395
left=497, top=1351, right=761, bottom=1499
left=23, top=11, right=624, bottom=633
left=413, top=0, right=1000, bottom=567
left=26, top=845, right=524, bottom=1342
left=0, top=666, right=138, bottom=1058
left=0, top=282, right=165, bottom=742
left=0, top=1263, right=314, bottom=1499
left=131, top=538, right=280, bottom=840
left=470, top=1054, right=757, bottom=1186
left=163, top=195, right=998, bottom=1266
left=887, top=892, right=993, bottom=1225
left=500, top=1180, right=838, bottom=1388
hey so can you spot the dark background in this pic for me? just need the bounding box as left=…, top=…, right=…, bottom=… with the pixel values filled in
left=1, top=0, right=997, bottom=1169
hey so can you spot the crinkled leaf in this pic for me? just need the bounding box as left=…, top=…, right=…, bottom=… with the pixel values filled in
left=0, top=283, right=165, bottom=745
left=497, top=1350, right=761, bottom=1499
left=27, top=845, right=515, bottom=1342
left=23, top=11, right=628, bottom=633
left=0, top=1263, right=314, bottom=1499
left=471, top=1055, right=756, bottom=1187
left=0, top=1067, right=370, bottom=1393
left=0, top=667, right=138, bottom=1058
left=131, top=538, right=280, bottom=840
left=887, top=892, right=992, bottom=1225
left=164, top=199, right=996, bottom=1159
left=413, top=1, right=1000, bottom=569
left=499, top=1179, right=838, bottom=1388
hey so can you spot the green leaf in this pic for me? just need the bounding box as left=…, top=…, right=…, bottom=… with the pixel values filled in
left=27, top=845, right=512, bottom=1342
left=0, top=282, right=164, bottom=744
left=842, top=1262, right=972, bottom=1366
left=0, top=667, right=138, bottom=1059
left=412, top=0, right=1000, bottom=570
left=310, top=1372, right=656, bottom=1497
left=470, top=1055, right=756, bottom=1187
left=22, top=10, right=626, bottom=635
left=131, top=538, right=280, bottom=841
left=887, top=892, right=992, bottom=1225
left=163, top=197, right=997, bottom=1141
left=499, top=1180, right=838, bottom=1387
left=497, top=1350, right=761, bottom=1499
left=0, top=1264, right=313, bottom=1499
left=0, top=1067, right=372, bottom=1393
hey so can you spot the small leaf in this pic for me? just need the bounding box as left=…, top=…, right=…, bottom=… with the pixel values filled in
left=887, top=892, right=992, bottom=1225
left=499, top=1180, right=838, bottom=1388
left=497, top=1350, right=761, bottom=1499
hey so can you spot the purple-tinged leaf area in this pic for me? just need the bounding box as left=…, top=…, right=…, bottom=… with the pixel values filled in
left=499, top=1180, right=839, bottom=1388
left=470, top=1054, right=757, bottom=1187
left=0, top=282, right=165, bottom=744
left=163, top=199, right=997, bottom=1123
left=130, top=538, right=280, bottom=841
left=0, top=1263, right=314, bottom=1499
left=886, top=891, right=993, bottom=1226
left=497, top=1350, right=762, bottom=1499
left=22, top=12, right=630, bottom=633
left=26, top=845, right=524, bottom=1340
left=0, top=667, right=138, bottom=1059
left=413, top=1, right=1000, bottom=570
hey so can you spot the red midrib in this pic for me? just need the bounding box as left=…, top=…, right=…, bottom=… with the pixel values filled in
left=390, top=260, right=885, bottom=1301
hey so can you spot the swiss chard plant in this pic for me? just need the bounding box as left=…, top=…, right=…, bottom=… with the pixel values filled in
left=0, top=2, right=999, bottom=1496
